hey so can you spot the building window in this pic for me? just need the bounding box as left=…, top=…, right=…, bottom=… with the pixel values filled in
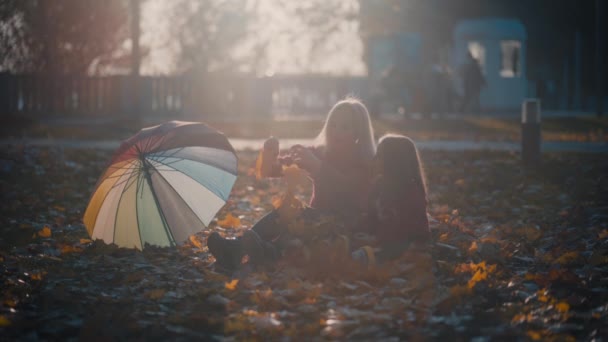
left=467, top=41, right=486, bottom=74
left=500, top=40, right=521, bottom=78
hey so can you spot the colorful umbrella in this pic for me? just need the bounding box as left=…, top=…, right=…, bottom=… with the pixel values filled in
left=83, top=121, right=237, bottom=249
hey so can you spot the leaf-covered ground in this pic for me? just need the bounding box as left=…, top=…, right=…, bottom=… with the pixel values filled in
left=1, top=145, right=607, bottom=340
left=3, top=115, right=607, bottom=142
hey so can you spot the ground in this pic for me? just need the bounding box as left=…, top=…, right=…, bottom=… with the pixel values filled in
left=1, top=145, right=607, bottom=340
left=2, top=114, right=608, bottom=142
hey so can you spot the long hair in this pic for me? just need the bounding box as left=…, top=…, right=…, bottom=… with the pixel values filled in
left=376, top=134, right=427, bottom=201
left=314, top=96, right=376, bottom=163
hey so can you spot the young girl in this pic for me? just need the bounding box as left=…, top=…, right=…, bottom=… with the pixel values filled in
left=351, top=134, right=430, bottom=266
left=208, top=97, right=376, bottom=270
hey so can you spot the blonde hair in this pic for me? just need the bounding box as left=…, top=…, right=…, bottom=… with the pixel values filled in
left=314, top=96, right=376, bottom=162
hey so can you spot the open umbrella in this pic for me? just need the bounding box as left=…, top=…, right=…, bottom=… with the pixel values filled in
left=83, top=121, right=237, bottom=249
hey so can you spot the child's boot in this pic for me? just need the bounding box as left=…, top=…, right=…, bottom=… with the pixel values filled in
left=242, top=230, right=279, bottom=270
left=207, top=232, right=244, bottom=271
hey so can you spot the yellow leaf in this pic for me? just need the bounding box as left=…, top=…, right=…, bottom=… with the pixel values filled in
left=282, top=165, right=309, bottom=191
left=303, top=296, right=317, bottom=305
left=599, top=229, right=608, bottom=239
left=217, top=214, right=241, bottom=229
left=467, top=268, right=488, bottom=289
left=79, top=238, right=92, bottom=244
left=455, top=261, right=496, bottom=275
left=439, top=233, right=449, bottom=242
left=511, top=313, right=532, bottom=323
left=145, top=289, right=166, bottom=300
left=454, top=261, right=497, bottom=289
left=38, top=226, right=51, bottom=238
left=520, top=226, right=542, bottom=241
left=189, top=235, right=203, bottom=249
left=271, top=195, right=283, bottom=209
left=537, top=290, right=550, bottom=303
left=468, top=241, right=478, bottom=253
left=526, top=330, right=542, bottom=340
left=454, top=263, right=473, bottom=274
left=0, top=315, right=10, bottom=327
left=243, top=309, right=259, bottom=317
left=225, top=279, right=239, bottom=291
left=480, top=236, right=498, bottom=244
left=248, top=195, right=261, bottom=206
left=276, top=190, right=304, bottom=225
left=449, top=284, right=471, bottom=297
left=53, top=205, right=66, bottom=212
left=553, top=251, right=580, bottom=265
left=31, top=273, right=43, bottom=281
left=60, top=244, right=83, bottom=254
left=555, top=301, right=570, bottom=313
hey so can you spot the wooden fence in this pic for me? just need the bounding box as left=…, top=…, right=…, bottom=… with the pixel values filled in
left=0, top=73, right=370, bottom=120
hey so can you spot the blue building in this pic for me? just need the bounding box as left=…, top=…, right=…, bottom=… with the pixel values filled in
left=453, top=18, right=528, bottom=111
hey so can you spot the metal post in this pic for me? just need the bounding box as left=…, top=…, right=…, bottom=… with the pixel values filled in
left=130, top=0, right=140, bottom=77
left=573, top=31, right=581, bottom=110
left=130, top=0, right=141, bottom=120
left=596, top=0, right=604, bottom=116
left=522, top=99, right=541, bottom=168
left=0, top=72, right=9, bottom=117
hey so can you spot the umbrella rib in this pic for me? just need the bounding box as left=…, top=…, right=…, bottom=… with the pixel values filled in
left=138, top=132, right=183, bottom=167
left=85, top=160, right=140, bottom=235
left=135, top=172, right=145, bottom=250
left=102, top=161, right=141, bottom=175
left=102, top=164, right=144, bottom=181
left=95, top=150, right=136, bottom=189
left=148, top=132, right=234, bottom=167
left=112, top=164, right=140, bottom=246
left=149, top=155, right=237, bottom=190
left=153, top=155, right=236, bottom=171
left=150, top=146, right=186, bottom=165
left=133, top=135, right=157, bottom=161
left=142, top=159, right=176, bottom=247
left=147, top=152, right=237, bottom=176
left=151, top=164, right=209, bottom=234
left=105, top=160, right=139, bottom=170
left=104, top=166, right=140, bottom=175
left=88, top=159, right=139, bottom=197
left=144, top=128, right=170, bottom=155
left=109, top=166, right=142, bottom=190
left=142, top=135, right=159, bottom=155
left=140, top=132, right=157, bottom=154
left=103, top=170, right=140, bottom=182
left=148, top=158, right=231, bottom=201
left=135, top=168, right=151, bottom=248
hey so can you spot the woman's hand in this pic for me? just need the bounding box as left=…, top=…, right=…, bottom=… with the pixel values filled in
left=289, top=145, right=321, bottom=175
